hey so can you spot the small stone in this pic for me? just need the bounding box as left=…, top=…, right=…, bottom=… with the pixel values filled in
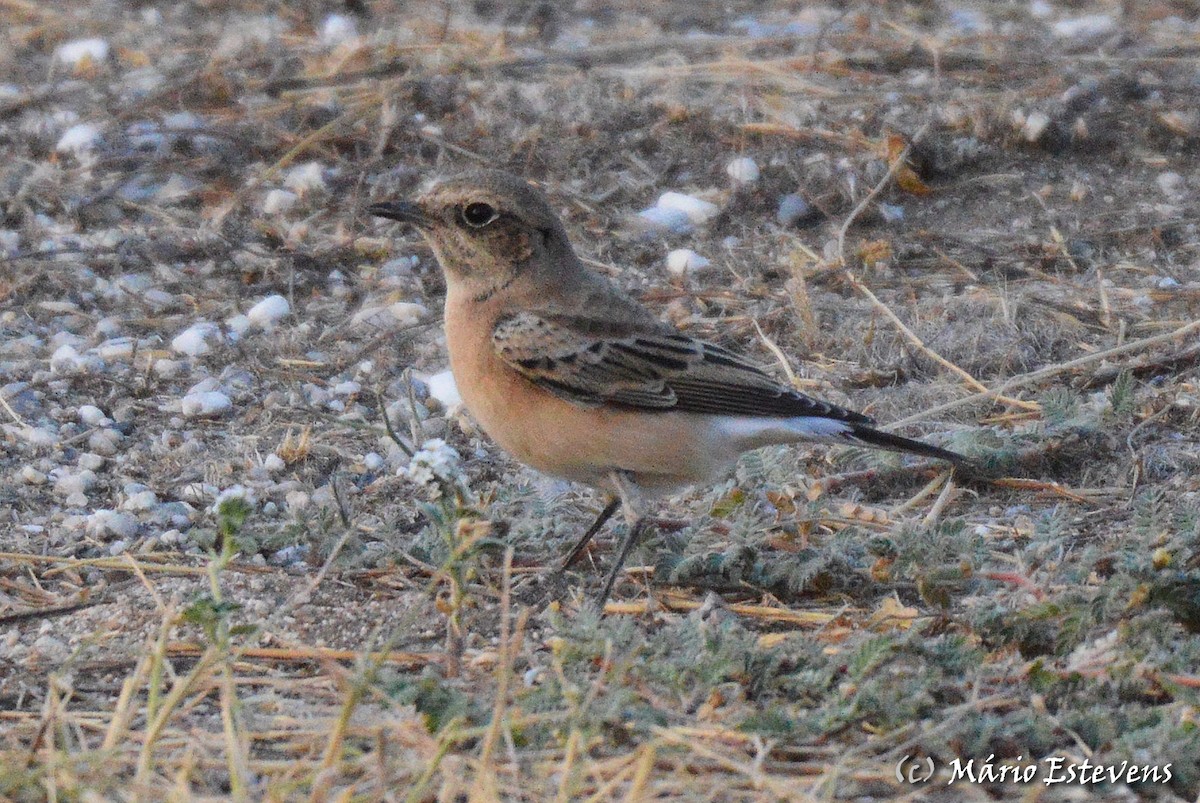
left=1053, top=14, right=1115, bottom=38
left=283, top=162, right=326, bottom=195
left=86, top=509, right=139, bottom=539
left=123, top=490, right=159, bottom=512
left=263, top=454, right=286, bottom=473
left=56, top=123, right=104, bottom=157
left=427, top=370, right=462, bottom=411
left=92, top=338, right=136, bottom=361
left=776, top=193, right=815, bottom=227
left=78, top=454, right=104, bottom=471
left=247, top=294, right=290, bottom=329
left=0, top=230, right=19, bottom=257
left=181, top=390, right=232, bottom=418
left=635, top=206, right=693, bottom=234
left=726, top=157, right=760, bottom=183
left=665, top=248, right=711, bottom=277
left=171, top=322, right=222, bottom=357
left=78, top=404, right=110, bottom=427
left=320, top=13, right=358, bottom=45
left=32, top=634, right=69, bottom=663
left=270, top=544, right=309, bottom=566
left=1022, top=111, right=1051, bottom=142
left=263, top=189, right=298, bottom=215
left=655, top=191, right=720, bottom=224
left=1157, top=171, right=1184, bottom=199
left=350, top=301, right=428, bottom=330
left=154, top=358, right=184, bottom=378
left=88, top=428, right=123, bottom=456
left=54, top=38, right=109, bottom=68
left=19, top=466, right=47, bottom=485
left=49, top=344, right=82, bottom=373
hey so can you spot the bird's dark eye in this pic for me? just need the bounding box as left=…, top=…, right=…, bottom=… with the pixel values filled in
left=460, top=202, right=498, bottom=228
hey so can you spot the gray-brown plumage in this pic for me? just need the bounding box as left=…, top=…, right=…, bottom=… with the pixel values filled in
left=371, top=170, right=964, bottom=606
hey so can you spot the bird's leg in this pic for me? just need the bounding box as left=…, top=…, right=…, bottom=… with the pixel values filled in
left=557, top=495, right=620, bottom=571
left=597, top=515, right=651, bottom=609
left=594, top=472, right=651, bottom=609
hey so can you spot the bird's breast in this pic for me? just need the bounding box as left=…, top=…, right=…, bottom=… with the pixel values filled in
left=442, top=296, right=735, bottom=492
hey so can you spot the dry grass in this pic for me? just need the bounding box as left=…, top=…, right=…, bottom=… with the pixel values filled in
left=3, top=1, right=1200, bottom=800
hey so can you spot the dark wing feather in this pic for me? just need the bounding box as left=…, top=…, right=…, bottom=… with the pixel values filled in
left=491, top=312, right=871, bottom=424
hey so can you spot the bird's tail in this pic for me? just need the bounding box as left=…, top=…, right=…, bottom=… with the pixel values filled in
left=846, top=423, right=968, bottom=465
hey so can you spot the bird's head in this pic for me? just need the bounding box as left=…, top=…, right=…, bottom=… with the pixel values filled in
left=369, top=170, right=576, bottom=299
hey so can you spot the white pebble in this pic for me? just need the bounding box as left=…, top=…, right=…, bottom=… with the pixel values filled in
left=181, top=391, right=232, bottom=418
left=263, top=454, right=286, bottom=473
left=91, top=337, right=135, bottom=361
left=363, top=452, right=384, bottom=471
left=262, top=189, right=298, bottom=214
left=656, top=191, right=720, bottom=224
left=86, top=509, right=139, bottom=539
left=32, top=634, right=69, bottom=662
left=389, top=301, right=428, bottom=327
left=225, top=314, right=251, bottom=337
left=1157, top=171, right=1184, bottom=199
left=333, top=380, right=361, bottom=395
left=350, top=301, right=428, bottom=330
left=49, top=344, right=82, bottom=373
left=88, top=428, right=123, bottom=456
left=171, top=321, right=222, bottom=357
left=55, top=38, right=109, bottom=68
left=427, top=370, right=462, bottom=411
left=1030, top=0, right=1053, bottom=18
left=153, top=358, right=184, bottom=378
left=247, top=294, right=290, bottom=329
left=1022, top=111, right=1051, bottom=142
left=283, top=162, right=326, bottom=195
left=78, top=454, right=104, bottom=471
left=776, top=194, right=813, bottom=227
left=1053, top=14, right=1115, bottom=38
left=17, top=426, right=58, bottom=449
left=635, top=206, right=693, bottom=234
left=55, top=123, right=104, bottom=157
left=320, top=13, right=358, bottom=45
left=19, top=466, right=47, bottom=485
left=285, top=490, right=310, bottom=511
left=77, top=404, right=110, bottom=427
left=0, top=230, right=19, bottom=257
left=726, top=157, right=760, bottom=183
left=122, top=490, right=159, bottom=512
left=665, top=248, right=711, bottom=277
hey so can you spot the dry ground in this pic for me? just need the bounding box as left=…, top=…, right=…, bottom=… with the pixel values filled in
left=2, top=0, right=1200, bottom=800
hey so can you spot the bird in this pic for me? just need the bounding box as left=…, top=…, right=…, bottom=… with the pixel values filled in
left=370, top=170, right=965, bottom=606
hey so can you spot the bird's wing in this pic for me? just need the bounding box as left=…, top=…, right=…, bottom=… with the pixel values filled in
left=491, top=312, right=872, bottom=423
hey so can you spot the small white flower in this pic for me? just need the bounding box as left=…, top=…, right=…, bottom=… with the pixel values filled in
left=401, top=439, right=462, bottom=490
left=211, top=484, right=256, bottom=514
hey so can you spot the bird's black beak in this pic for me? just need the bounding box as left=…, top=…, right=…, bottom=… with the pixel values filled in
left=368, top=200, right=431, bottom=228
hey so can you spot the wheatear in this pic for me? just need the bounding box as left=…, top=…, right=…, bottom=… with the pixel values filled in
left=371, top=171, right=965, bottom=605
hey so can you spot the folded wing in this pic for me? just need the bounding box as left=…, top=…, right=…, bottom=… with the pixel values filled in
left=491, top=312, right=872, bottom=424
